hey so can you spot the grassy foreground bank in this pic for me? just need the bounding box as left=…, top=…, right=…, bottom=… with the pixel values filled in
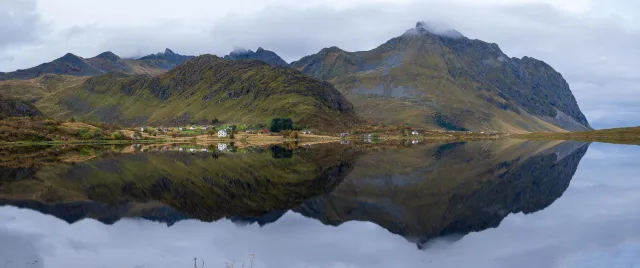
left=514, top=127, right=640, bottom=145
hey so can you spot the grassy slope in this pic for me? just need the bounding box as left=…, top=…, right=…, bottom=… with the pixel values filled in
left=0, top=75, right=88, bottom=101
left=0, top=117, right=122, bottom=142
left=32, top=56, right=358, bottom=131
left=515, top=127, right=640, bottom=145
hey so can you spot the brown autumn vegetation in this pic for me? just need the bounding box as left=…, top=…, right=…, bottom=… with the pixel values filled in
left=0, top=117, right=127, bottom=142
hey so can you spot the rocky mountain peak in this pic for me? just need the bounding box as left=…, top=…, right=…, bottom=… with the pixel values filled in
left=93, top=51, right=121, bottom=61
left=223, top=47, right=288, bottom=67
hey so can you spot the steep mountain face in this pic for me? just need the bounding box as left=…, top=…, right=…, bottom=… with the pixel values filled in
left=291, top=22, right=591, bottom=133
left=0, top=49, right=194, bottom=80
left=35, top=55, right=357, bottom=130
left=224, top=47, right=289, bottom=67
left=294, top=140, right=590, bottom=248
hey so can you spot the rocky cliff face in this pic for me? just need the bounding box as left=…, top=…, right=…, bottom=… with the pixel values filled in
left=291, top=22, right=591, bottom=132
left=224, top=47, right=289, bottom=67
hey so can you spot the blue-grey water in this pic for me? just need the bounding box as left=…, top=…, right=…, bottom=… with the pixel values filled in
left=0, top=141, right=638, bottom=268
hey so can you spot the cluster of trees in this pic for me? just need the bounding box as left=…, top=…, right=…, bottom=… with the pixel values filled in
left=269, top=118, right=293, bottom=132
left=269, top=118, right=303, bottom=133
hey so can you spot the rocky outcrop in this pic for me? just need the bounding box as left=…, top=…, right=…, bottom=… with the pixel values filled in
left=0, top=98, right=42, bottom=118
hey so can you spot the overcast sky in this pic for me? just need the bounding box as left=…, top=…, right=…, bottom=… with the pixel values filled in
left=0, top=0, right=638, bottom=128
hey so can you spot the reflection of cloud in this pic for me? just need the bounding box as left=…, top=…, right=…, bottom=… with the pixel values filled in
left=0, top=230, right=44, bottom=268
left=558, top=243, right=640, bottom=268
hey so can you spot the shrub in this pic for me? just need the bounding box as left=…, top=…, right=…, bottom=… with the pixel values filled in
left=80, top=131, right=93, bottom=140
left=144, top=128, right=156, bottom=136
left=112, top=131, right=124, bottom=140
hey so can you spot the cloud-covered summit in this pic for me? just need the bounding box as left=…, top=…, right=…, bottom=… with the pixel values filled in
left=404, top=21, right=465, bottom=39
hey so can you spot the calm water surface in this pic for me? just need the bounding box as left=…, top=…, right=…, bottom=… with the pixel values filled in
left=0, top=140, right=638, bottom=268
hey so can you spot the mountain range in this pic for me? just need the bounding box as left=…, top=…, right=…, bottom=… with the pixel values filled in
left=26, top=55, right=356, bottom=129
left=0, top=22, right=591, bottom=132
left=0, top=49, right=193, bottom=80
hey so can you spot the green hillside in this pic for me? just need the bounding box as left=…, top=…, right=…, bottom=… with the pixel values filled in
left=30, top=55, right=357, bottom=130
left=517, top=126, right=640, bottom=145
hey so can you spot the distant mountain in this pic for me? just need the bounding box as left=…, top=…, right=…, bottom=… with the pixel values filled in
left=224, top=47, right=289, bottom=67
left=291, top=21, right=591, bottom=133
left=137, top=48, right=195, bottom=70
left=0, top=49, right=194, bottom=80
left=32, top=55, right=357, bottom=129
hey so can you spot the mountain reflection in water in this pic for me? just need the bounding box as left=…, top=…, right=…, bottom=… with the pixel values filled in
left=0, top=141, right=588, bottom=246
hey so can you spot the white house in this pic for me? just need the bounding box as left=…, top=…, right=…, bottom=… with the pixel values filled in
left=201, top=148, right=208, bottom=152
left=140, top=127, right=145, bottom=132
left=218, top=143, right=228, bottom=151
left=218, top=129, right=228, bottom=138
left=179, top=127, right=184, bottom=131
left=202, top=126, right=208, bottom=130
left=189, top=148, right=196, bottom=153
left=411, top=130, right=420, bottom=136
left=189, top=126, right=196, bottom=130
